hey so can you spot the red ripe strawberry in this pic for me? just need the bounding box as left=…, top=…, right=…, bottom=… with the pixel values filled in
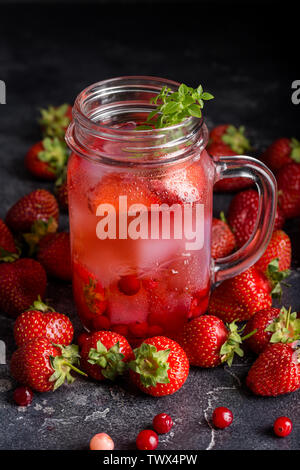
left=0, top=258, right=47, bottom=317
left=39, top=104, right=72, bottom=140
left=129, top=336, right=189, bottom=396
left=5, top=189, right=59, bottom=234
left=255, top=230, right=291, bottom=274
left=208, top=266, right=272, bottom=322
left=211, top=216, right=236, bottom=259
left=14, top=297, right=74, bottom=347
left=10, top=338, right=84, bottom=392
left=80, top=330, right=134, bottom=381
left=227, top=189, right=285, bottom=248
left=55, top=167, right=68, bottom=211
left=246, top=343, right=300, bottom=396
left=25, top=138, right=68, bottom=181
left=261, top=138, right=300, bottom=172
left=277, top=162, right=300, bottom=218
left=72, top=261, right=107, bottom=328
left=178, top=315, right=246, bottom=367
left=37, top=232, right=71, bottom=281
left=0, top=219, right=17, bottom=255
left=209, top=125, right=253, bottom=192
left=88, top=173, right=160, bottom=215
left=209, top=125, right=251, bottom=154
left=244, top=307, right=300, bottom=354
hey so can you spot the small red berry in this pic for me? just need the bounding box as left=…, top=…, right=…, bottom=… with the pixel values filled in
left=273, top=417, right=293, bottom=437
left=13, top=386, right=33, bottom=406
left=136, top=430, right=158, bottom=450
left=212, top=407, right=233, bottom=429
left=153, top=413, right=174, bottom=434
left=77, top=332, right=90, bottom=349
left=118, top=275, right=140, bottom=296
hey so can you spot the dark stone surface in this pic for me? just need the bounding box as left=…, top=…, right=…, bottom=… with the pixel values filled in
left=0, top=2, right=299, bottom=450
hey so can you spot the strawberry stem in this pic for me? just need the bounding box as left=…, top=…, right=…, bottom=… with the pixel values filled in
left=241, top=329, right=257, bottom=341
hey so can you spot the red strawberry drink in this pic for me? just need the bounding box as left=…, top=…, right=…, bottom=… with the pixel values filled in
left=66, top=76, right=277, bottom=343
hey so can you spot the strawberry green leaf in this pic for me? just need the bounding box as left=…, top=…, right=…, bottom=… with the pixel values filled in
left=220, top=321, right=245, bottom=367
left=0, top=247, right=19, bottom=263
left=266, top=258, right=291, bottom=299
left=290, top=138, right=300, bottom=163
left=49, top=344, right=86, bottom=391
left=221, top=125, right=252, bottom=154
left=265, top=306, right=300, bottom=344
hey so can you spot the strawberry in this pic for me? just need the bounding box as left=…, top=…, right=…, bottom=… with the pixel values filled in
left=0, top=219, right=17, bottom=255
left=88, top=173, right=160, bottom=214
left=178, top=315, right=247, bottom=367
left=55, top=167, right=68, bottom=211
left=80, top=330, right=134, bottom=381
left=208, top=266, right=273, bottom=323
left=14, top=297, right=74, bottom=347
left=10, top=338, right=85, bottom=392
left=39, top=104, right=72, bottom=140
left=244, top=307, right=300, bottom=354
left=255, top=230, right=291, bottom=274
left=227, top=189, right=285, bottom=248
left=0, top=258, right=47, bottom=317
left=129, top=336, right=189, bottom=396
left=72, top=261, right=107, bottom=328
left=246, top=343, right=300, bottom=396
left=261, top=137, right=300, bottom=172
left=277, top=162, right=300, bottom=218
left=37, top=232, right=71, bottom=281
left=209, top=125, right=251, bottom=154
left=25, top=138, right=68, bottom=181
left=5, top=189, right=59, bottom=234
left=209, top=125, right=253, bottom=192
left=211, top=215, right=236, bottom=259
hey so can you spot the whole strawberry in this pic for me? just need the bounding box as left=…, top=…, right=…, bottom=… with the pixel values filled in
left=179, top=315, right=247, bottom=367
left=0, top=258, right=47, bottom=317
left=14, top=297, right=74, bottom=347
left=208, top=266, right=273, bottom=322
left=228, top=189, right=285, bottom=248
left=211, top=215, right=236, bottom=259
left=37, top=232, right=71, bottom=281
left=209, top=125, right=253, bottom=192
left=129, top=336, right=189, bottom=396
left=5, top=189, right=59, bottom=233
left=244, top=307, right=300, bottom=354
left=81, top=331, right=133, bottom=381
left=0, top=219, right=17, bottom=255
left=277, top=162, right=300, bottom=218
left=25, top=138, right=68, bottom=181
left=261, top=137, right=300, bottom=172
left=39, top=104, right=72, bottom=140
left=11, top=338, right=84, bottom=392
left=255, top=230, right=291, bottom=274
left=246, top=343, right=300, bottom=396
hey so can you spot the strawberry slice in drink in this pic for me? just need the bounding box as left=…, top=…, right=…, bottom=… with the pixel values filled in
left=72, top=261, right=108, bottom=329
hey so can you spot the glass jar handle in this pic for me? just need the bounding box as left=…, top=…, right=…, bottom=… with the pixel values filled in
left=212, top=155, right=277, bottom=283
